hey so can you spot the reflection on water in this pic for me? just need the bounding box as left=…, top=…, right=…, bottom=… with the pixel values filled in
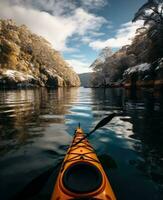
left=0, top=87, right=163, bottom=200
left=125, top=89, right=163, bottom=192
left=0, top=89, right=78, bottom=156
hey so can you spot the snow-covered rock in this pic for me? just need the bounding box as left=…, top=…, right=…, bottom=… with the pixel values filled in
left=0, top=19, right=80, bottom=88
left=123, top=63, right=151, bottom=76
left=3, top=70, right=35, bottom=82
left=155, top=58, right=163, bottom=80
left=0, top=69, right=38, bottom=88
left=155, top=58, right=163, bottom=71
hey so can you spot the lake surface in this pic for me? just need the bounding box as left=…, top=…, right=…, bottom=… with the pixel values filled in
left=0, top=87, right=163, bottom=200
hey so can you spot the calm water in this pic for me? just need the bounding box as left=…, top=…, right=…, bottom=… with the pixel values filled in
left=0, top=87, right=163, bottom=200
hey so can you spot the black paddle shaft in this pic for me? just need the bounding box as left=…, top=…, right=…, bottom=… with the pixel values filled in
left=72, top=113, right=116, bottom=147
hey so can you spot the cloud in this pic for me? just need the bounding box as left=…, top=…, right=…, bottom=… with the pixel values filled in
left=89, top=20, right=144, bottom=50
left=81, top=37, right=93, bottom=44
left=8, top=0, right=107, bottom=14
left=71, top=54, right=88, bottom=59
left=0, top=3, right=75, bottom=51
left=66, top=59, right=92, bottom=74
left=2, top=0, right=76, bottom=16
left=70, top=8, right=107, bottom=36
left=80, top=0, right=107, bottom=10
left=0, top=0, right=107, bottom=51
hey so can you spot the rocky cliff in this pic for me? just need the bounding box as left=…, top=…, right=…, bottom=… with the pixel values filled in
left=0, top=19, right=80, bottom=88
left=90, top=0, right=163, bottom=89
left=90, top=30, right=163, bottom=88
left=91, top=45, right=136, bottom=87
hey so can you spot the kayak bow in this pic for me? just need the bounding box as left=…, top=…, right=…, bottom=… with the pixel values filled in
left=51, top=128, right=116, bottom=200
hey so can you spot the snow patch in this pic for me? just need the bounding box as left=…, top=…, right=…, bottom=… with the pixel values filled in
left=3, top=70, right=35, bottom=81
left=124, top=63, right=151, bottom=76
left=155, top=58, right=163, bottom=71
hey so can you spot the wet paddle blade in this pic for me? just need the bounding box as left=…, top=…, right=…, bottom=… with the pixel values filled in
left=91, top=113, right=116, bottom=134
left=72, top=113, right=116, bottom=147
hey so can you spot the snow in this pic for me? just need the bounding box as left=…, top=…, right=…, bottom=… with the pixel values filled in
left=155, top=66, right=160, bottom=70
left=124, top=63, right=151, bottom=76
left=3, top=70, right=35, bottom=81
left=155, top=58, right=163, bottom=71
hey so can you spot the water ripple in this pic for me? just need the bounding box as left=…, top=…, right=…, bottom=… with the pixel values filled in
left=0, top=88, right=162, bottom=200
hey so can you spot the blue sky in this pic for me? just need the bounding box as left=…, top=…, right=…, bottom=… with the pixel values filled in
left=0, top=0, right=146, bottom=73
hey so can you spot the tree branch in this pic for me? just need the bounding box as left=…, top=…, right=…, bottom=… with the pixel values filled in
left=149, top=5, right=163, bottom=21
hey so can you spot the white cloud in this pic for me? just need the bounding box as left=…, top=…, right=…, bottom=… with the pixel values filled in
left=8, top=0, right=107, bottom=14
left=89, top=20, right=144, bottom=50
left=80, top=0, right=107, bottom=9
left=0, top=3, right=74, bottom=51
left=71, top=8, right=107, bottom=35
left=81, top=32, right=105, bottom=44
left=81, top=37, right=93, bottom=44
left=3, top=0, right=76, bottom=16
left=71, top=54, right=87, bottom=59
left=66, top=59, right=92, bottom=74
left=0, top=1, right=107, bottom=51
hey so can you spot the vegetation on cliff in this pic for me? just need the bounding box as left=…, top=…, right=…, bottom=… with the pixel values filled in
left=90, top=0, right=163, bottom=88
left=0, top=19, right=80, bottom=88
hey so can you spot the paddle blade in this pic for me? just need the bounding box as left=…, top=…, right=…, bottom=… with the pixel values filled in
left=92, top=113, right=116, bottom=132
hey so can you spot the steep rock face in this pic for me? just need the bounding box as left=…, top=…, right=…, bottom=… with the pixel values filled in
left=0, top=19, right=80, bottom=88
left=91, top=46, right=137, bottom=87
left=123, top=59, right=163, bottom=88
left=90, top=28, right=163, bottom=88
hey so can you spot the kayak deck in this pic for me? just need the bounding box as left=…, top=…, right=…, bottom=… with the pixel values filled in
left=51, top=128, right=116, bottom=200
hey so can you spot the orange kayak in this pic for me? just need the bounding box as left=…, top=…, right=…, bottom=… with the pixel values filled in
left=51, top=128, right=117, bottom=200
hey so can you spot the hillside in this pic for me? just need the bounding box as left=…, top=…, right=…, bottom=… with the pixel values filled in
left=90, top=29, right=163, bottom=88
left=0, top=19, right=80, bottom=88
left=78, top=73, right=93, bottom=87
left=90, top=0, right=163, bottom=89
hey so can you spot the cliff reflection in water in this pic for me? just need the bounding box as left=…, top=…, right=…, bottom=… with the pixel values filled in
left=0, top=87, right=163, bottom=200
left=91, top=88, right=163, bottom=154
left=91, top=88, right=163, bottom=194
left=0, top=88, right=79, bottom=155
left=125, top=89, right=163, bottom=186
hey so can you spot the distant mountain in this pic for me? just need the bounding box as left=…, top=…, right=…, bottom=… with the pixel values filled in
left=0, top=19, right=80, bottom=88
left=78, top=73, right=93, bottom=87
